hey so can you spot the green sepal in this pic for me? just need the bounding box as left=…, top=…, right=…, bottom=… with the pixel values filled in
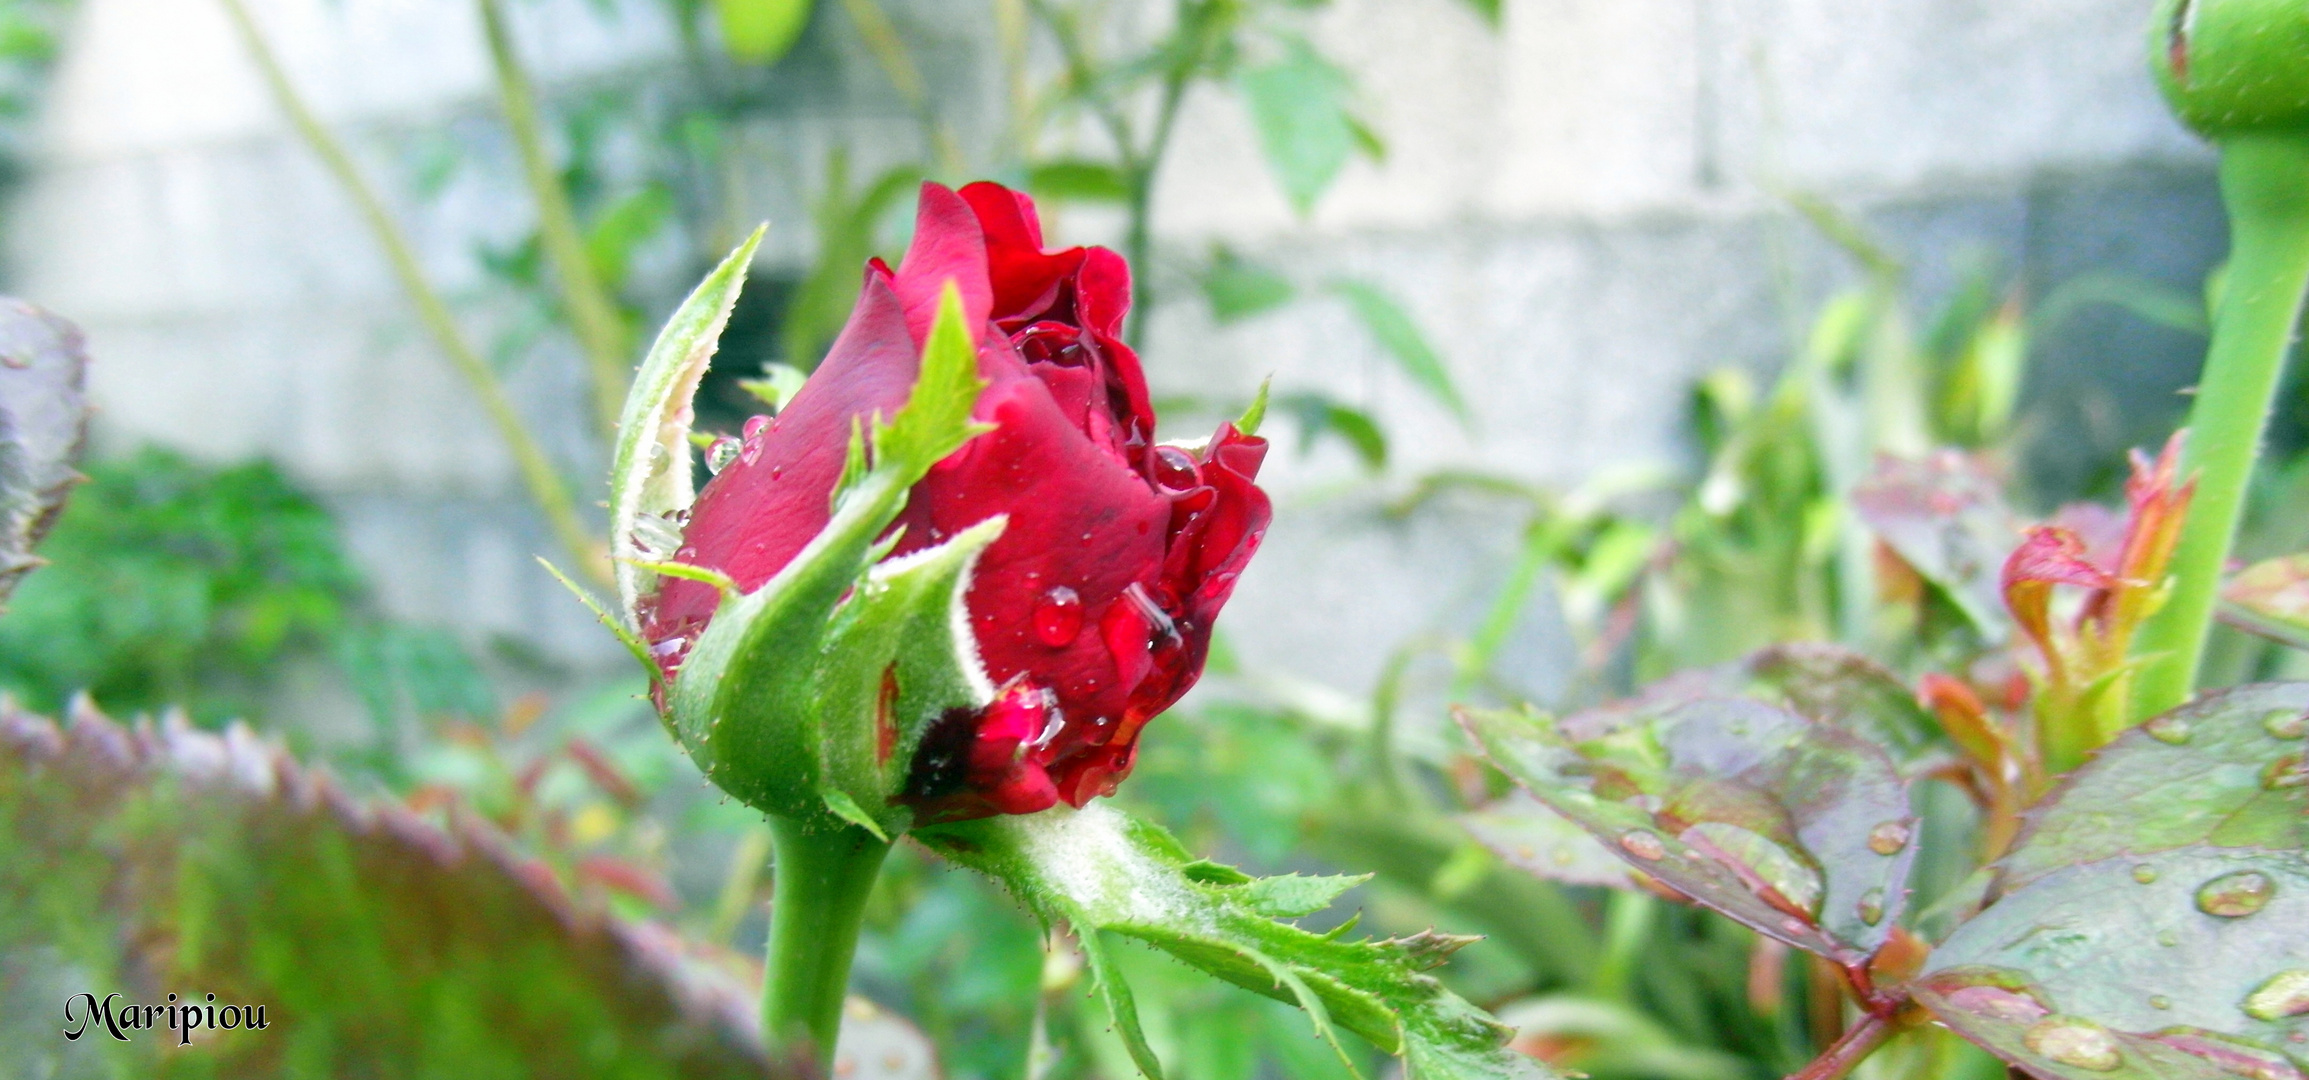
left=664, top=283, right=992, bottom=836
left=609, top=226, right=764, bottom=623
left=918, top=804, right=1558, bottom=1080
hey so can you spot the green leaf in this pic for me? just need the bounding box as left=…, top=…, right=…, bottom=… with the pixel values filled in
left=1238, top=42, right=1356, bottom=214
left=1277, top=392, right=1388, bottom=472
left=1025, top=159, right=1132, bottom=204
left=1852, top=452, right=2019, bottom=641
left=1916, top=846, right=2308, bottom=1080
left=1326, top=280, right=1469, bottom=425
left=609, top=226, right=764, bottom=622
left=739, top=362, right=811, bottom=412
left=0, top=704, right=787, bottom=1078
left=1201, top=252, right=1296, bottom=324
left=0, top=300, right=88, bottom=610
left=1454, top=0, right=1501, bottom=27
left=713, top=0, right=812, bottom=64
left=665, top=289, right=992, bottom=834
left=584, top=184, right=676, bottom=291
left=1995, top=683, right=2309, bottom=895
left=1236, top=377, right=1272, bottom=437
left=920, top=805, right=1555, bottom=1080
left=1459, top=696, right=1915, bottom=966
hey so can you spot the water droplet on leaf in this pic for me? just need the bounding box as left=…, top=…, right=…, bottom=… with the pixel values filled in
left=2196, top=870, right=2276, bottom=917
left=2024, top=1016, right=2123, bottom=1072
left=1857, top=887, right=1885, bottom=926
left=1867, top=820, right=1912, bottom=855
left=2263, top=753, right=2306, bottom=789
left=705, top=436, right=742, bottom=475
left=2149, top=995, right=2171, bottom=1009
left=2159, top=930, right=2181, bottom=947
left=2243, top=970, right=2309, bottom=1021
left=1619, top=830, right=1666, bottom=861
left=2152, top=1029, right=2304, bottom=1080
left=2134, top=864, right=2160, bottom=884
left=2145, top=714, right=2192, bottom=744
left=1033, top=587, right=1085, bottom=647
left=2266, top=710, right=2308, bottom=740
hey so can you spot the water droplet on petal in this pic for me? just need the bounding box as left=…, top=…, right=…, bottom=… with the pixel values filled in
left=2266, top=710, right=2308, bottom=740
left=2145, top=713, right=2192, bottom=744
left=1151, top=445, right=1199, bottom=492
left=1857, top=887, right=1885, bottom=926
left=743, top=414, right=771, bottom=439
left=2244, top=970, right=2309, bottom=1021
left=1619, top=830, right=1666, bottom=861
left=2196, top=870, right=2276, bottom=917
left=2024, top=1016, right=2123, bottom=1072
left=1033, top=587, right=1085, bottom=647
left=706, top=436, right=742, bottom=474
left=2134, top=864, right=2160, bottom=884
left=2263, top=753, right=2307, bottom=789
left=1867, top=820, right=1912, bottom=855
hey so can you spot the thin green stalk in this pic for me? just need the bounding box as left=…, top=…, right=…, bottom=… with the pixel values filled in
left=1587, top=889, right=1657, bottom=1003
left=217, top=0, right=605, bottom=581
left=762, top=815, right=891, bottom=1071
left=2132, top=135, right=2309, bottom=721
left=477, top=0, right=633, bottom=436
left=841, top=0, right=964, bottom=176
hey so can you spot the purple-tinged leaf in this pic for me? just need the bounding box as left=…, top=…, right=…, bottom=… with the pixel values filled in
left=1853, top=451, right=2019, bottom=640
left=0, top=299, right=89, bottom=609
left=1997, top=682, right=2309, bottom=897
left=1460, top=791, right=1634, bottom=889
left=1917, top=846, right=2308, bottom=1080
left=1588, top=644, right=1949, bottom=774
left=0, top=702, right=795, bottom=1079
left=1459, top=697, right=1916, bottom=967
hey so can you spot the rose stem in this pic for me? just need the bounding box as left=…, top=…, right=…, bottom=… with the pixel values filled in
left=2133, top=134, right=2309, bottom=722
left=1785, top=1013, right=1896, bottom=1080
left=760, top=815, right=892, bottom=1071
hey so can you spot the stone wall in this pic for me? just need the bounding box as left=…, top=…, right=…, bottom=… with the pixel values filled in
left=3, top=0, right=2222, bottom=704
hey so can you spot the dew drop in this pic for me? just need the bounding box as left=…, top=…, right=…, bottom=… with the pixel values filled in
left=2263, top=752, right=2307, bottom=790
left=2266, top=710, right=2308, bottom=740
left=705, top=436, right=742, bottom=475
left=1619, top=829, right=1666, bottom=861
left=2243, top=970, right=2309, bottom=1021
left=2024, top=1017, right=2123, bottom=1072
left=2196, top=870, right=2276, bottom=917
left=1033, top=587, right=1085, bottom=647
left=743, top=414, right=771, bottom=439
left=2134, top=864, right=2161, bottom=884
left=1151, top=445, right=1199, bottom=492
left=1857, top=887, right=1885, bottom=926
left=2145, top=713, right=2193, bottom=744
left=1867, top=820, right=1913, bottom=855
left=2159, top=930, right=2182, bottom=947
left=2151, top=995, right=2172, bottom=1010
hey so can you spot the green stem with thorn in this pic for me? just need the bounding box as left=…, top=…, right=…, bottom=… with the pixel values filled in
left=2131, top=134, right=2309, bottom=722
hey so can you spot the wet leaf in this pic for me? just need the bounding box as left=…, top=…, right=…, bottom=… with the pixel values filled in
left=1460, top=790, right=1634, bottom=889
left=921, top=804, right=1555, bottom=1080
left=1917, top=846, right=2308, bottom=1080
left=0, top=703, right=789, bottom=1079
left=0, top=299, right=89, bottom=609
left=2223, top=556, right=2309, bottom=652
left=1852, top=451, right=2019, bottom=640
left=1579, top=643, right=1948, bottom=773
left=1025, top=159, right=1130, bottom=204
left=1997, top=683, right=2309, bottom=896
left=1459, top=697, right=1916, bottom=965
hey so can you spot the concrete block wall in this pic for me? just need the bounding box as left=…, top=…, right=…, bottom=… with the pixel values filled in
left=2, top=0, right=2225, bottom=704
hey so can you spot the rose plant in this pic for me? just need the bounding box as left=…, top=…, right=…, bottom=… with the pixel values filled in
left=567, top=181, right=1549, bottom=1078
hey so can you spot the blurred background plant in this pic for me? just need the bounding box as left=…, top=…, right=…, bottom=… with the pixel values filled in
left=4, top=0, right=2298, bottom=1077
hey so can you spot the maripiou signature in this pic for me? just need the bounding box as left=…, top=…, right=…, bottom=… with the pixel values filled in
left=63, top=992, right=268, bottom=1045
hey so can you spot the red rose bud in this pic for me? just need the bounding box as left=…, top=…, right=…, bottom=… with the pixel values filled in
left=641, top=181, right=1270, bottom=821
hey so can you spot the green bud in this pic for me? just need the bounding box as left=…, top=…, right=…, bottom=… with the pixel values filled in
left=2151, top=0, right=2309, bottom=138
